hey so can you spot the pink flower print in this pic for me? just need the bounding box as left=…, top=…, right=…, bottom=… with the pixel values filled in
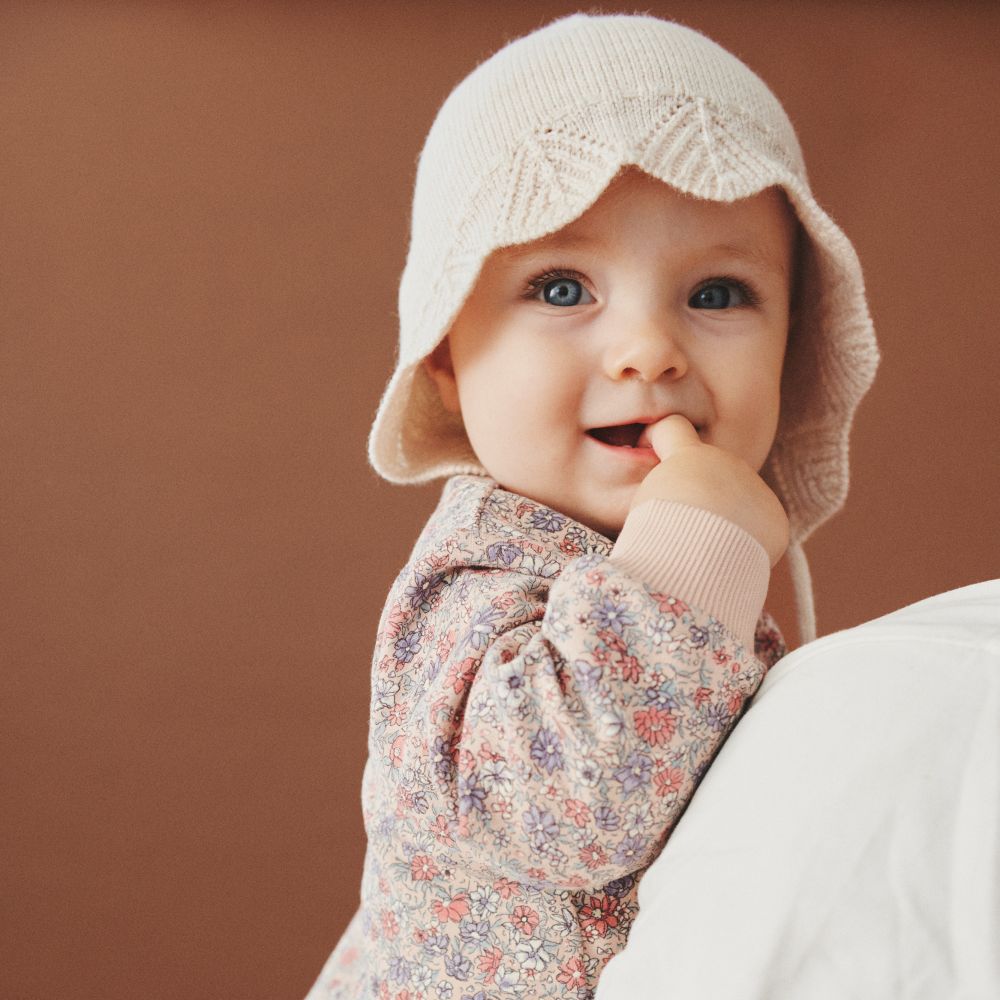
left=652, top=592, right=690, bottom=617
left=557, top=958, right=587, bottom=990
left=478, top=946, right=502, bottom=985
left=653, top=765, right=685, bottom=798
left=410, top=855, right=439, bottom=881
left=579, top=842, right=608, bottom=871
left=432, top=894, right=470, bottom=923
left=380, top=910, right=399, bottom=939
left=579, top=894, right=620, bottom=937
left=559, top=536, right=583, bottom=557
left=510, top=904, right=539, bottom=936
left=564, top=798, right=591, bottom=827
left=435, top=627, right=456, bottom=661
left=430, top=814, right=455, bottom=846
left=713, top=648, right=731, bottom=666
left=388, top=734, right=406, bottom=769
left=694, top=685, right=714, bottom=707
left=383, top=601, right=407, bottom=641
left=445, top=655, right=477, bottom=695
left=616, top=652, right=642, bottom=684
left=493, top=877, right=519, bottom=899
left=387, top=701, right=409, bottom=725
left=634, top=706, right=677, bottom=747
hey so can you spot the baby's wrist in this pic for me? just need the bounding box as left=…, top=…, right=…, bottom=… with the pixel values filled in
left=610, top=500, right=770, bottom=649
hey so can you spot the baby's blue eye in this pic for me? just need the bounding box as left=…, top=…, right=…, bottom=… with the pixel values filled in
left=689, top=281, right=750, bottom=309
left=541, top=277, right=589, bottom=307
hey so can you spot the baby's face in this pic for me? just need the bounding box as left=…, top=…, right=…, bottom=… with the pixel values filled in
left=425, top=169, right=797, bottom=538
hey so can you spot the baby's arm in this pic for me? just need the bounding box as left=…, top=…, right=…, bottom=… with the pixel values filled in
left=402, top=490, right=772, bottom=891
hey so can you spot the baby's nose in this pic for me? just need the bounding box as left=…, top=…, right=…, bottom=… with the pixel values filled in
left=603, top=318, right=688, bottom=382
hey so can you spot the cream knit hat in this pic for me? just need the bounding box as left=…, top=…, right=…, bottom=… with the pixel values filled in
left=368, top=13, right=879, bottom=643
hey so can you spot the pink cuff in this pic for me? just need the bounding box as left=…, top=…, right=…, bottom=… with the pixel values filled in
left=610, top=500, right=770, bottom=650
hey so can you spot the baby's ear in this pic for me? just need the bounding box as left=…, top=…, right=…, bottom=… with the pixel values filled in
left=423, top=339, right=461, bottom=414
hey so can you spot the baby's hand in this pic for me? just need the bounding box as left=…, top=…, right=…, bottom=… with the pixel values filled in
left=629, top=415, right=790, bottom=567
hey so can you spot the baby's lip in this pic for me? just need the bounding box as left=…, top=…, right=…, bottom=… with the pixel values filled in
left=586, top=414, right=702, bottom=449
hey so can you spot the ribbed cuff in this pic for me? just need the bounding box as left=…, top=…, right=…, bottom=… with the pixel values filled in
left=610, top=500, right=770, bottom=650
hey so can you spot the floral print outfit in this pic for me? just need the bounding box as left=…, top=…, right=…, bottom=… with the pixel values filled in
left=307, top=475, right=785, bottom=999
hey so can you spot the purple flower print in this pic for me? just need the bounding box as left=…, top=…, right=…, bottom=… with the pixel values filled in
left=458, top=919, right=491, bottom=947
left=465, top=606, right=504, bottom=650
left=461, top=992, right=487, bottom=1000
left=389, top=956, right=411, bottom=984
left=422, top=933, right=449, bottom=957
left=604, top=874, right=636, bottom=898
left=688, top=624, right=709, bottom=648
left=405, top=570, right=446, bottom=611
left=612, top=751, right=652, bottom=793
left=572, top=659, right=603, bottom=691
left=431, top=736, right=455, bottom=782
left=485, top=541, right=522, bottom=565
left=643, top=684, right=678, bottom=711
left=529, top=726, right=565, bottom=773
left=457, top=771, right=487, bottom=815
left=529, top=508, right=568, bottom=532
left=444, top=951, right=472, bottom=981
left=393, top=629, right=422, bottom=663
left=704, top=702, right=730, bottom=732
left=523, top=803, right=558, bottom=847
left=612, top=835, right=647, bottom=868
left=593, top=805, right=621, bottom=831
left=590, top=597, right=636, bottom=635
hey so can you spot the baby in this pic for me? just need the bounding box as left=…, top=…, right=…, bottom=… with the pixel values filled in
left=308, top=12, right=877, bottom=999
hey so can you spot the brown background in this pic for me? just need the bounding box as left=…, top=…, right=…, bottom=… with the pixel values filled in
left=3, top=2, right=999, bottom=998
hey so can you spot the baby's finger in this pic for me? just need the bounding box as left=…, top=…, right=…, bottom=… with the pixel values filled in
left=646, top=413, right=701, bottom=459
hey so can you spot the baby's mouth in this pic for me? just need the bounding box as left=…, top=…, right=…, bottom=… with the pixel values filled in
left=587, top=423, right=648, bottom=449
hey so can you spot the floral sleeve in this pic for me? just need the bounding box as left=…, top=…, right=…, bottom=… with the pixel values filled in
left=373, top=541, right=767, bottom=891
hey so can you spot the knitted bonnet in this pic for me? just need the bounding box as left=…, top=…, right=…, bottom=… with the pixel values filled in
left=368, top=13, right=879, bottom=644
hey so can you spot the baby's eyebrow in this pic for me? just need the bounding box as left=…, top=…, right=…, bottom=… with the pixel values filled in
left=704, top=242, right=789, bottom=279
left=499, top=235, right=788, bottom=278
